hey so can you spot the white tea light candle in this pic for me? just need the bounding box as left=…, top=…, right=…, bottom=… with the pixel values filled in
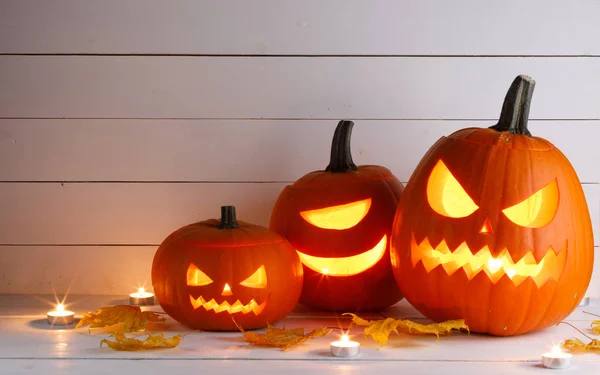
left=47, top=303, right=74, bottom=325
left=331, top=334, right=360, bottom=357
left=129, top=287, right=155, bottom=305
left=542, top=345, right=572, bottom=369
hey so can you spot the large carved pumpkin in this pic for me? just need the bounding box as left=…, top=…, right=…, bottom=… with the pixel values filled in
left=151, top=206, right=303, bottom=331
left=270, top=120, right=404, bottom=311
left=390, top=75, right=594, bottom=336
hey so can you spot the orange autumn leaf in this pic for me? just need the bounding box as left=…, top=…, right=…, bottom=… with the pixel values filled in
left=344, top=313, right=469, bottom=347
left=100, top=331, right=183, bottom=351
left=76, top=305, right=166, bottom=333
left=242, top=323, right=332, bottom=351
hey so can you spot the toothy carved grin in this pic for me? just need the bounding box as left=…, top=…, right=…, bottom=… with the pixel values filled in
left=189, top=295, right=267, bottom=315
left=410, top=233, right=566, bottom=287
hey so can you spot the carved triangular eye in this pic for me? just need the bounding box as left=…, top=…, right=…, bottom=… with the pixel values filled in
left=300, top=198, right=371, bottom=230
left=239, top=265, right=267, bottom=288
left=186, top=264, right=213, bottom=286
left=427, top=160, right=479, bottom=218
left=502, top=179, right=559, bottom=228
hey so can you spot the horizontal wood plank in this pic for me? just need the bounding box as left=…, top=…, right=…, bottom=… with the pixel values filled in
left=0, top=183, right=597, bottom=246
left=4, top=359, right=599, bottom=375
left=1, top=0, right=600, bottom=55
left=2, top=56, right=600, bottom=119
left=1, top=295, right=600, bottom=365
left=2, top=246, right=599, bottom=297
left=1, top=119, right=598, bottom=183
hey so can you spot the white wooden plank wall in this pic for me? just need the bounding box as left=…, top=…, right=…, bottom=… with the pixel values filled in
left=0, top=1, right=599, bottom=298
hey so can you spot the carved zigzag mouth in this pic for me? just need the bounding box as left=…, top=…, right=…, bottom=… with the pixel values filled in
left=410, top=233, right=566, bottom=287
left=189, top=295, right=267, bottom=315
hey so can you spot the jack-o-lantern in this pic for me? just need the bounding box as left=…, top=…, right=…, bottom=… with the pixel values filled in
left=270, top=120, right=404, bottom=311
left=390, top=75, right=594, bottom=336
left=151, top=206, right=303, bottom=331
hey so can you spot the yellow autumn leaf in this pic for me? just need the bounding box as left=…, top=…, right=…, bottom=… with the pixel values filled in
left=242, top=323, right=332, bottom=351
left=76, top=305, right=166, bottom=333
left=591, top=320, right=600, bottom=335
left=344, top=313, right=469, bottom=347
left=100, top=331, right=183, bottom=351
left=562, top=338, right=600, bottom=353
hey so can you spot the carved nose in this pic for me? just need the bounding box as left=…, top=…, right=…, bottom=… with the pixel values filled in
left=222, top=283, right=233, bottom=296
left=480, top=218, right=493, bottom=235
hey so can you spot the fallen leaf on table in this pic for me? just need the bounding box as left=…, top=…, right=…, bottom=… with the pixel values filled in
left=241, top=323, right=332, bottom=351
left=100, top=331, right=183, bottom=351
left=76, top=305, right=166, bottom=333
left=344, top=313, right=469, bottom=347
left=591, top=320, right=600, bottom=335
left=562, top=338, right=600, bottom=353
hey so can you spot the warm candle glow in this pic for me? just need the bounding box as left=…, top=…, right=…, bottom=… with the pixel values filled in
left=331, top=332, right=360, bottom=357
left=341, top=334, right=349, bottom=344
left=56, top=303, right=65, bottom=312
left=138, top=287, right=145, bottom=294
left=322, top=268, right=329, bottom=275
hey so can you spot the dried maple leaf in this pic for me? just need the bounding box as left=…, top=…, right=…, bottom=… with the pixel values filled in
left=100, top=331, right=183, bottom=351
left=562, top=338, right=600, bottom=353
left=344, top=313, right=469, bottom=347
left=76, top=305, right=165, bottom=333
left=242, top=323, right=332, bottom=351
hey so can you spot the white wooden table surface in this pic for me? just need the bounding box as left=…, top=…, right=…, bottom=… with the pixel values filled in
left=1, top=295, right=600, bottom=374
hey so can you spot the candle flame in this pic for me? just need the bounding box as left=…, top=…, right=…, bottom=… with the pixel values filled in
left=341, top=334, right=349, bottom=344
left=322, top=268, right=329, bottom=275
left=56, top=303, right=65, bottom=312
left=551, top=344, right=563, bottom=355
left=138, top=287, right=145, bottom=294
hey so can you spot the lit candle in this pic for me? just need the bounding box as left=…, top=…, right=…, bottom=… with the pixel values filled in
left=47, top=303, right=75, bottom=326
left=331, top=333, right=360, bottom=357
left=129, top=287, right=155, bottom=305
left=541, top=345, right=572, bottom=369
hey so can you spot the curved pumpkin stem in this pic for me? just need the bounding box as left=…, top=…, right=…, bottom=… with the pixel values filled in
left=218, top=206, right=239, bottom=229
left=325, top=120, right=358, bottom=173
left=489, top=74, right=535, bottom=136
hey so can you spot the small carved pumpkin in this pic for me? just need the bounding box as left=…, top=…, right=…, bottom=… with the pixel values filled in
left=270, top=120, right=404, bottom=311
left=390, top=75, right=594, bottom=336
left=151, top=206, right=303, bottom=331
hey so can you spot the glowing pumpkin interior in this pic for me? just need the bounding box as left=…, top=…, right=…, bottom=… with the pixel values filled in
left=186, top=264, right=268, bottom=315
left=295, top=198, right=386, bottom=276
left=414, top=159, right=563, bottom=286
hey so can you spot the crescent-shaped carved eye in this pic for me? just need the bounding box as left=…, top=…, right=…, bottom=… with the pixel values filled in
left=427, top=160, right=479, bottom=218
left=299, top=198, right=372, bottom=230
left=239, top=265, right=267, bottom=288
left=186, top=264, right=213, bottom=286
left=502, top=179, right=559, bottom=228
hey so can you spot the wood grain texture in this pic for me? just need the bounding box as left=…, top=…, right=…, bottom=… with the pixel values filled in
left=2, top=246, right=599, bottom=297
left=1, top=0, right=600, bottom=55
left=1, top=119, right=598, bottom=182
left=2, top=56, right=600, bottom=119
left=0, top=182, right=597, bottom=246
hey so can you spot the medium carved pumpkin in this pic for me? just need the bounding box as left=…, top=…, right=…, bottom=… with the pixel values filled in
left=270, top=120, right=404, bottom=311
left=390, top=75, right=594, bottom=336
left=151, top=206, right=303, bottom=331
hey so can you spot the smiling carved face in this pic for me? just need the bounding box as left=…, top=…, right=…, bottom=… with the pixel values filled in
left=269, top=120, right=404, bottom=312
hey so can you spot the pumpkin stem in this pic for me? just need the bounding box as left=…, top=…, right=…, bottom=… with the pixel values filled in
left=325, top=120, right=358, bottom=173
left=218, top=206, right=239, bottom=229
left=489, top=74, right=535, bottom=136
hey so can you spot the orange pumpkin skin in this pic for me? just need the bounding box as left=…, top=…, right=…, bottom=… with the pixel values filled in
left=270, top=120, right=404, bottom=311
left=151, top=206, right=303, bottom=331
left=390, top=75, right=594, bottom=336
